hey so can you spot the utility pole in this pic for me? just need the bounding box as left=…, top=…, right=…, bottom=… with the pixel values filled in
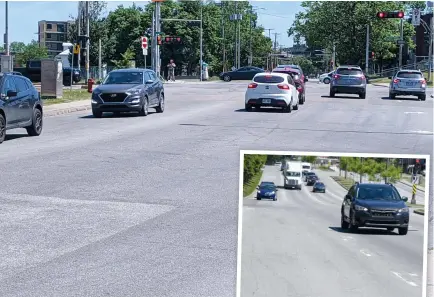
left=151, top=9, right=155, bottom=72
left=234, top=2, right=238, bottom=69
left=264, top=28, right=274, bottom=39
left=77, top=2, right=81, bottom=71
left=221, top=1, right=226, bottom=72
left=428, top=14, right=433, bottom=82
left=85, top=0, right=90, bottom=80
left=200, top=1, right=203, bottom=81
left=332, top=43, right=336, bottom=71
left=272, top=32, right=280, bottom=69
left=249, top=7, right=253, bottom=66
left=399, top=18, right=404, bottom=68
left=365, top=24, right=369, bottom=74
left=98, top=38, right=102, bottom=80
left=155, top=1, right=161, bottom=76
left=5, top=1, right=9, bottom=56
left=237, top=12, right=241, bottom=68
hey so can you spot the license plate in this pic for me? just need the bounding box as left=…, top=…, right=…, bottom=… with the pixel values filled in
left=262, top=99, right=271, bottom=104
left=405, top=82, right=415, bottom=86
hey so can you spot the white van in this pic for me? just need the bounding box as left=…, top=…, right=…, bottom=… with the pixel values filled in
left=284, top=161, right=303, bottom=190
left=302, top=162, right=312, bottom=173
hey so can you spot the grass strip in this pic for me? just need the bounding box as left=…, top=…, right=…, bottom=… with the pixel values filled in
left=318, top=165, right=334, bottom=171
left=243, top=170, right=264, bottom=198
left=330, top=176, right=355, bottom=191
left=42, top=89, right=90, bottom=105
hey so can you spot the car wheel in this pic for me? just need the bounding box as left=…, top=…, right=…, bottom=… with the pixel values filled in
left=329, top=90, right=335, bottom=97
left=359, top=92, right=366, bottom=99
left=299, top=94, right=304, bottom=105
left=324, top=78, right=330, bottom=84
left=223, top=75, right=231, bottom=82
left=0, top=114, right=6, bottom=144
left=348, top=213, right=358, bottom=233
left=273, top=196, right=277, bottom=201
left=398, top=227, right=408, bottom=235
left=245, top=104, right=252, bottom=112
left=387, top=227, right=395, bottom=232
left=26, top=108, right=43, bottom=137
left=341, top=213, right=349, bottom=229
left=418, top=94, right=426, bottom=101
left=256, top=196, right=261, bottom=200
left=293, top=103, right=299, bottom=110
left=389, top=92, right=396, bottom=99
left=156, top=93, right=165, bottom=113
left=284, top=100, right=292, bottom=113
left=92, top=109, right=102, bottom=118
left=139, top=97, right=149, bottom=116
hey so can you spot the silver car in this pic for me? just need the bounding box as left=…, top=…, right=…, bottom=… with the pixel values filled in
left=329, top=66, right=367, bottom=99
left=388, top=70, right=426, bottom=101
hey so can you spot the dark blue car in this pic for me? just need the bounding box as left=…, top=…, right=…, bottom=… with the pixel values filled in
left=312, top=181, right=326, bottom=193
left=256, top=182, right=278, bottom=201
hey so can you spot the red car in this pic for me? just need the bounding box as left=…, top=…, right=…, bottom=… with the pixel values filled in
left=272, top=67, right=306, bottom=105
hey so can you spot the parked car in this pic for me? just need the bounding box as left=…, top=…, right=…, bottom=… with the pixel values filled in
left=330, top=65, right=367, bottom=98
left=245, top=72, right=299, bottom=112
left=220, top=66, right=265, bottom=82
left=91, top=68, right=165, bottom=118
left=0, top=72, right=43, bottom=144
left=341, top=182, right=410, bottom=235
left=388, top=70, right=426, bottom=101
left=13, top=60, right=81, bottom=86
left=271, top=67, right=306, bottom=105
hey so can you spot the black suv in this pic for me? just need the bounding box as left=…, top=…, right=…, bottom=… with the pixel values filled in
left=341, top=183, right=410, bottom=235
left=0, top=72, right=43, bottom=144
left=91, top=68, right=165, bottom=118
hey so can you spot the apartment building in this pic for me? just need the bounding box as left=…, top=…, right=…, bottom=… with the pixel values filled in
left=38, top=20, right=73, bottom=57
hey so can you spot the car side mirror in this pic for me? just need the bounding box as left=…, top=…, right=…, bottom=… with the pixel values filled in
left=145, top=80, right=154, bottom=84
left=6, top=90, right=17, bottom=97
left=402, top=196, right=408, bottom=202
left=256, top=186, right=259, bottom=190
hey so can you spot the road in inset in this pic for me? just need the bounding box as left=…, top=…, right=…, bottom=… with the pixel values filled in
left=240, top=164, right=425, bottom=297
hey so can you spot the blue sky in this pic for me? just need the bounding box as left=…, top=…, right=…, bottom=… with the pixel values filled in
left=0, top=0, right=303, bottom=47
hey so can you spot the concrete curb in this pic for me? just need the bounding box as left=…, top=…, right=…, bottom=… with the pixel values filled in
left=398, top=180, right=425, bottom=192
left=44, top=102, right=91, bottom=117
left=413, top=209, right=425, bottom=216
left=370, top=83, right=388, bottom=88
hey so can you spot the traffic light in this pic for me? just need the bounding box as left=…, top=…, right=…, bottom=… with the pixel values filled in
left=163, top=36, right=182, bottom=44
left=376, top=11, right=404, bottom=19
left=157, top=35, right=162, bottom=45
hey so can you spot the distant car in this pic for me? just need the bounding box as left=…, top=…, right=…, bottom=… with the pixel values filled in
left=0, top=72, right=44, bottom=144
left=91, top=68, right=165, bottom=118
left=271, top=67, right=306, bottom=105
left=306, top=175, right=319, bottom=186
left=220, top=66, right=265, bottom=82
left=245, top=72, right=299, bottom=112
left=312, top=181, right=326, bottom=193
left=330, top=65, right=367, bottom=98
left=319, top=71, right=334, bottom=84
left=341, top=182, right=410, bottom=235
left=256, top=181, right=278, bottom=201
left=304, top=171, right=316, bottom=182
left=277, top=64, right=307, bottom=83
left=388, top=70, right=426, bottom=101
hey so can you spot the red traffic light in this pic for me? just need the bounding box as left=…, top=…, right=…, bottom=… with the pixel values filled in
left=377, top=12, right=385, bottom=18
left=397, top=11, right=404, bottom=18
left=377, top=11, right=404, bottom=18
left=165, top=37, right=171, bottom=42
left=416, top=159, right=420, bottom=163
left=176, top=37, right=181, bottom=42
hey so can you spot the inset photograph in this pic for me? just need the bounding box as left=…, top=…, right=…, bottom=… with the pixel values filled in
left=237, top=151, right=430, bottom=297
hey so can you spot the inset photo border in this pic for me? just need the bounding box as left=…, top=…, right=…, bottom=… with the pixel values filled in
left=237, top=150, right=431, bottom=297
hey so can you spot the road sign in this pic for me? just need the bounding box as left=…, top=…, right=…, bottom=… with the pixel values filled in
left=141, top=37, right=148, bottom=50
left=73, top=44, right=80, bottom=54
left=412, top=8, right=421, bottom=26
left=142, top=48, right=148, bottom=56
left=397, top=40, right=406, bottom=45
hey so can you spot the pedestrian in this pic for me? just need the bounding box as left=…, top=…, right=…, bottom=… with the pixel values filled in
left=167, top=59, right=176, bottom=82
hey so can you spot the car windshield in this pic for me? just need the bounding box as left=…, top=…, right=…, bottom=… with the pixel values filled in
left=302, top=165, right=311, bottom=169
left=103, top=72, right=143, bottom=84
left=315, top=183, right=324, bottom=187
left=306, top=172, right=315, bottom=176
left=357, top=186, right=401, bottom=201
left=336, top=68, right=363, bottom=76
left=396, top=72, right=423, bottom=79
left=253, top=75, right=284, bottom=83
left=285, top=171, right=301, bottom=177
left=260, top=185, right=275, bottom=190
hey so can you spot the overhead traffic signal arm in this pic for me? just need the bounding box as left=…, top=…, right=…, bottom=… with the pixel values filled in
left=376, top=11, right=404, bottom=19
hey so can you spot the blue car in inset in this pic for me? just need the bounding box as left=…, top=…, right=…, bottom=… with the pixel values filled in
left=256, top=182, right=278, bottom=201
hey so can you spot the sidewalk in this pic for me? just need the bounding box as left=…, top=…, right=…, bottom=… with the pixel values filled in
left=370, top=82, right=388, bottom=88
left=44, top=100, right=90, bottom=117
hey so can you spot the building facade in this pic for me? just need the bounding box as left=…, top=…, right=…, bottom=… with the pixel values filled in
left=415, top=13, right=433, bottom=58
left=38, top=20, right=72, bottom=57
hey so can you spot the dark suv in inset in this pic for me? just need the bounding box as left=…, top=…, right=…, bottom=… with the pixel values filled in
left=341, top=182, right=410, bottom=235
left=91, top=68, right=165, bottom=118
left=0, top=72, right=44, bottom=144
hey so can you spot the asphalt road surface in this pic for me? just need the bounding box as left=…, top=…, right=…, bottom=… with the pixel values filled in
left=240, top=165, right=426, bottom=297
left=0, top=82, right=432, bottom=297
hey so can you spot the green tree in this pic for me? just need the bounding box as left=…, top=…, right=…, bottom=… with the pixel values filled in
left=243, top=154, right=267, bottom=185
left=10, top=42, right=26, bottom=53
left=14, top=40, right=49, bottom=66
left=112, top=48, right=135, bottom=68
left=291, top=56, right=315, bottom=75
left=339, top=157, right=352, bottom=179
left=288, top=1, right=419, bottom=67
left=301, top=156, right=317, bottom=164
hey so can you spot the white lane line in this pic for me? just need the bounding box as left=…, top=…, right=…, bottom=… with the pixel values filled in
left=391, top=271, right=418, bottom=287
left=408, top=130, right=433, bottom=134
left=409, top=273, right=418, bottom=277
left=360, top=249, right=372, bottom=257
left=341, top=236, right=354, bottom=241
left=404, top=111, right=424, bottom=114
left=302, top=185, right=327, bottom=205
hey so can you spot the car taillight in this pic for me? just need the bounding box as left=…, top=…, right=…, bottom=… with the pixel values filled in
left=297, top=86, right=303, bottom=92
left=248, top=83, right=258, bottom=89
left=277, top=84, right=290, bottom=90
left=360, top=75, right=365, bottom=80
left=333, top=74, right=340, bottom=79
left=393, top=78, right=400, bottom=84
left=421, top=79, right=426, bottom=85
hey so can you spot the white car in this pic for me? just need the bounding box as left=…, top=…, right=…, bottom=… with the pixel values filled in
left=245, top=72, right=299, bottom=112
left=319, top=71, right=334, bottom=84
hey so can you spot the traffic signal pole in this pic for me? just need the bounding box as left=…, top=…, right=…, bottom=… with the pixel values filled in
left=399, top=18, right=404, bottom=68
left=365, top=24, right=369, bottom=74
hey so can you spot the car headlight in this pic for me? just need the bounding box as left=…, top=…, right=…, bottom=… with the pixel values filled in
left=91, top=99, right=98, bottom=104
left=257, top=190, right=261, bottom=194
left=127, top=89, right=141, bottom=96
left=398, top=208, right=409, bottom=213
left=270, top=191, right=275, bottom=195
left=355, top=205, right=368, bottom=211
